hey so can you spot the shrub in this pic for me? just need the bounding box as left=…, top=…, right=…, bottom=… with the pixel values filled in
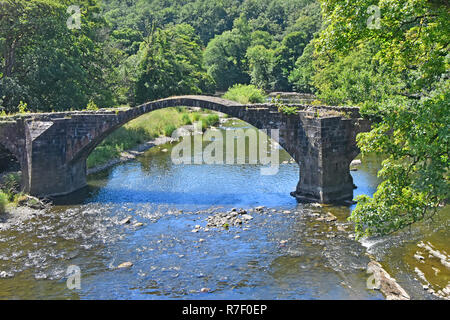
left=86, top=145, right=121, bottom=168
left=181, top=113, right=192, bottom=125
left=1, top=173, right=21, bottom=199
left=203, top=114, right=220, bottom=127
left=192, top=113, right=201, bottom=121
left=223, top=84, right=267, bottom=104
left=272, top=97, right=299, bottom=115
left=0, top=191, right=8, bottom=214
left=85, top=100, right=99, bottom=111
left=163, top=124, right=177, bottom=137
left=18, top=101, right=29, bottom=114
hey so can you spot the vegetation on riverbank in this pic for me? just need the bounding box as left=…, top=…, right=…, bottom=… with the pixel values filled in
left=0, top=191, right=7, bottom=214
left=86, top=107, right=220, bottom=168
left=0, top=172, right=22, bottom=212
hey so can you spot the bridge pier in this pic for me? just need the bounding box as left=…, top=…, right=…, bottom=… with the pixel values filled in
left=21, top=120, right=89, bottom=197
left=28, top=156, right=88, bottom=198
left=293, top=156, right=355, bottom=203
left=290, top=116, right=362, bottom=203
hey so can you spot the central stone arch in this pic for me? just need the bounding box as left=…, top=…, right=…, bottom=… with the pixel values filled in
left=69, top=96, right=298, bottom=167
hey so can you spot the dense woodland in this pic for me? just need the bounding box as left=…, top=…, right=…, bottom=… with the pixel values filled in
left=0, top=0, right=448, bottom=238
left=0, top=0, right=323, bottom=111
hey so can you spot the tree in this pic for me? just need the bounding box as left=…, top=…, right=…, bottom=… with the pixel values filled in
left=203, top=16, right=251, bottom=91
left=316, top=0, right=449, bottom=238
left=246, top=45, right=276, bottom=91
left=177, top=0, right=240, bottom=45
left=135, top=24, right=214, bottom=104
left=311, top=42, right=402, bottom=105
left=250, top=30, right=276, bottom=48
left=285, top=0, right=322, bottom=41
left=289, top=40, right=317, bottom=94
left=272, top=31, right=309, bottom=91
left=0, top=0, right=113, bottom=112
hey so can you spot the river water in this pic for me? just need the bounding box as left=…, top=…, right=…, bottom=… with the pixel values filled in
left=0, top=119, right=448, bottom=300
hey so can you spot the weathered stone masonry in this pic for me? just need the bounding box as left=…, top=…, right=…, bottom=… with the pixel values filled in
left=0, top=95, right=370, bottom=203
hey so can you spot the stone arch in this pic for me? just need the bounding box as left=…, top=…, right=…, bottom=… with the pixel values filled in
left=70, top=95, right=298, bottom=166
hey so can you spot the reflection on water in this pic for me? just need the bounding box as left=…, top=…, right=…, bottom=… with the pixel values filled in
left=0, top=119, right=447, bottom=300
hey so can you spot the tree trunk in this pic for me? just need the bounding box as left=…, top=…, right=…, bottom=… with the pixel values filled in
left=3, top=38, right=16, bottom=78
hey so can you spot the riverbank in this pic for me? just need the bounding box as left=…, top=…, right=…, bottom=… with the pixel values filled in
left=87, top=136, right=176, bottom=175
left=86, top=107, right=220, bottom=170
left=87, top=110, right=223, bottom=175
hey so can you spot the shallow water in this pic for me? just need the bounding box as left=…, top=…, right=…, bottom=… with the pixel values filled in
left=0, top=119, right=447, bottom=300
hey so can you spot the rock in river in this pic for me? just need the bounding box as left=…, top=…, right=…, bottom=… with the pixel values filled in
left=120, top=216, right=132, bottom=225
left=367, top=261, right=410, bottom=300
left=118, top=262, right=133, bottom=269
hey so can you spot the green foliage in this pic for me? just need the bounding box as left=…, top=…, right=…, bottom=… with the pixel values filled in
left=192, top=113, right=201, bottom=122
left=315, top=0, right=450, bottom=237
left=285, top=1, right=322, bottom=41
left=246, top=45, right=276, bottom=91
left=0, top=191, right=7, bottom=214
left=17, top=101, right=28, bottom=114
left=85, top=100, right=99, bottom=111
left=176, top=0, right=241, bottom=45
left=135, top=24, right=213, bottom=104
left=313, top=43, right=402, bottom=106
left=272, top=97, right=299, bottom=115
left=289, top=41, right=317, bottom=94
left=0, top=173, right=21, bottom=199
left=202, top=114, right=220, bottom=127
left=163, top=124, right=177, bottom=137
left=1, top=0, right=323, bottom=111
left=350, top=83, right=449, bottom=237
left=181, top=113, right=192, bottom=125
left=250, top=30, right=275, bottom=48
left=0, top=0, right=113, bottom=113
left=223, top=84, right=267, bottom=104
left=272, top=31, right=309, bottom=91
left=87, top=144, right=121, bottom=169
left=203, top=16, right=251, bottom=91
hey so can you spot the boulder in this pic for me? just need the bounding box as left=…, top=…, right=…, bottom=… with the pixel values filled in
left=367, top=261, right=410, bottom=300
left=117, top=262, right=133, bottom=269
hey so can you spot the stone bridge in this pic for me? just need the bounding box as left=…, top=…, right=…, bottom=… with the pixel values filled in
left=0, top=95, right=370, bottom=203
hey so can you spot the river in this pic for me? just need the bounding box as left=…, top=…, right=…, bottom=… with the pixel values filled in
left=0, top=118, right=448, bottom=300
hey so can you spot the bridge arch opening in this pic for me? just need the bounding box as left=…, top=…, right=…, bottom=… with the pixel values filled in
left=84, top=106, right=298, bottom=174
